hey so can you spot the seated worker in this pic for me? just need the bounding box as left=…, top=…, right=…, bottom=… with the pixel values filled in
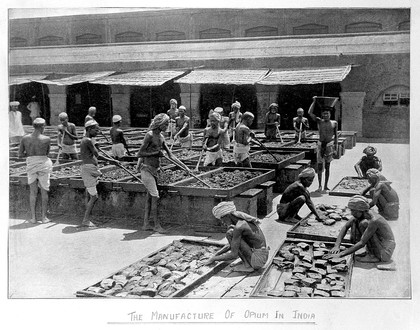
left=213, top=107, right=230, bottom=149
left=19, top=118, right=52, bottom=224
left=264, top=103, right=281, bottom=140
left=110, top=115, right=131, bottom=159
left=354, top=146, right=382, bottom=178
left=293, top=108, right=309, bottom=142
left=57, top=112, right=78, bottom=160
left=276, top=167, right=326, bottom=223
left=173, top=106, right=193, bottom=148
left=202, top=112, right=224, bottom=166
left=362, top=168, right=399, bottom=220
left=325, top=195, right=396, bottom=269
left=233, top=112, right=256, bottom=168
left=204, top=201, right=269, bottom=273
left=80, top=120, right=120, bottom=227
left=136, top=113, right=173, bottom=233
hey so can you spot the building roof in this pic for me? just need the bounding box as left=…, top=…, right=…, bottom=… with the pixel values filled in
left=174, top=69, right=270, bottom=85
left=90, top=70, right=187, bottom=86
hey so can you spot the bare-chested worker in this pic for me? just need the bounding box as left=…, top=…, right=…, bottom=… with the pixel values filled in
left=308, top=97, right=338, bottom=192
left=293, top=108, right=310, bottom=143
left=110, top=115, right=131, bottom=159
left=80, top=120, right=119, bottom=227
left=173, top=106, right=193, bottom=148
left=202, top=112, right=224, bottom=166
left=166, top=99, right=179, bottom=139
left=18, top=118, right=52, bottom=224
left=228, top=101, right=242, bottom=142
left=57, top=112, right=78, bottom=160
left=233, top=112, right=256, bottom=167
left=204, top=201, right=269, bottom=273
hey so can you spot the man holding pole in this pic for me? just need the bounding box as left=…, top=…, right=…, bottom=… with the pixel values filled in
left=110, top=115, right=131, bottom=159
left=57, top=112, right=78, bottom=160
left=136, top=113, right=173, bottom=233
left=80, top=120, right=119, bottom=227
left=173, top=106, right=193, bottom=148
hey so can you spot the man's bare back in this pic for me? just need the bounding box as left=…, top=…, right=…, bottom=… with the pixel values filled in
left=19, top=134, right=50, bottom=157
left=235, top=220, right=266, bottom=249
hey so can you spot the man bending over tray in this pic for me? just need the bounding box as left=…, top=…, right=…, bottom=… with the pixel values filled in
left=354, top=145, right=382, bottom=178
left=136, top=113, right=173, bottom=233
left=324, top=195, right=396, bottom=270
left=204, top=201, right=269, bottom=273
left=19, top=118, right=52, bottom=224
left=362, top=169, right=399, bottom=220
left=276, top=167, right=325, bottom=224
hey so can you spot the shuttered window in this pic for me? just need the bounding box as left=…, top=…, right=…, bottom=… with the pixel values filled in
left=38, top=35, right=64, bottom=46
left=156, top=30, right=186, bottom=41
left=115, top=31, right=144, bottom=43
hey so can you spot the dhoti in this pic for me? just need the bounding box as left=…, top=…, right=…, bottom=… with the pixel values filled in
left=233, top=142, right=250, bottom=163
left=250, top=247, right=270, bottom=270
left=179, top=134, right=193, bottom=148
left=112, top=143, right=126, bottom=158
left=81, top=164, right=102, bottom=195
left=61, top=143, right=78, bottom=155
left=203, top=150, right=223, bottom=166
left=26, top=156, right=53, bottom=191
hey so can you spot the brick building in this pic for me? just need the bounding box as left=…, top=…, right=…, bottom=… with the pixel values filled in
left=9, top=8, right=410, bottom=139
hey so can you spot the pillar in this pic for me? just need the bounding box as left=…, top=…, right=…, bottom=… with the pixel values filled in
left=179, top=83, right=201, bottom=128
left=256, top=84, right=279, bottom=129
left=110, top=85, right=131, bottom=126
left=340, top=92, right=366, bottom=137
left=48, top=85, right=67, bottom=126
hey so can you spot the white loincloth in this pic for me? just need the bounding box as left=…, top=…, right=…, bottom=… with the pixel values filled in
left=112, top=143, right=126, bottom=158
left=233, top=142, right=250, bottom=163
left=26, top=156, right=53, bottom=190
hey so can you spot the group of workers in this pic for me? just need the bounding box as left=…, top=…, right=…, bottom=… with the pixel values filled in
left=13, top=95, right=400, bottom=273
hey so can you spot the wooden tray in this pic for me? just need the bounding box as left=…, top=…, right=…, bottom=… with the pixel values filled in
left=329, top=176, right=370, bottom=197
left=249, top=151, right=305, bottom=170
left=171, top=167, right=275, bottom=198
left=75, top=238, right=230, bottom=298
left=250, top=237, right=354, bottom=298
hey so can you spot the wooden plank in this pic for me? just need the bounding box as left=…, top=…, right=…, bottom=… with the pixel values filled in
left=329, top=176, right=370, bottom=197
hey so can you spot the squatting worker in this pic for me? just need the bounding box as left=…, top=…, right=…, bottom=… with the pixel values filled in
left=136, top=113, right=173, bottom=233
left=18, top=118, right=52, bottom=224
left=9, top=101, right=25, bottom=143
left=173, top=106, right=193, bottom=148
left=354, top=146, right=383, bottom=178
left=110, top=115, right=131, bottom=159
left=362, top=168, right=399, bottom=220
left=276, top=168, right=326, bottom=224
left=202, top=112, right=224, bottom=166
left=233, top=111, right=256, bottom=168
left=57, top=112, right=79, bottom=160
left=325, top=195, right=396, bottom=269
left=308, top=97, right=338, bottom=192
left=205, top=201, right=269, bottom=273
left=80, top=120, right=119, bottom=227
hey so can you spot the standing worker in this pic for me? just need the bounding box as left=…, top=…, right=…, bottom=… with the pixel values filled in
left=26, top=96, right=41, bottom=123
left=9, top=101, right=25, bottom=143
left=202, top=112, right=224, bottom=166
left=80, top=120, right=120, bottom=227
left=233, top=112, right=256, bottom=168
left=166, top=99, right=179, bottom=139
left=110, top=115, right=131, bottom=159
left=293, top=108, right=309, bottom=143
left=264, top=103, right=281, bottom=140
left=213, top=107, right=230, bottom=150
left=173, top=106, right=193, bottom=148
left=136, top=113, right=173, bottom=233
left=57, top=112, right=79, bottom=160
left=18, top=118, right=52, bottom=224
left=228, top=101, right=242, bottom=142
left=308, top=97, right=338, bottom=192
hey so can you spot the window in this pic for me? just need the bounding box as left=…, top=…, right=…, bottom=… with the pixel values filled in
left=293, top=24, right=328, bottom=35
left=38, top=35, right=64, bottom=46
left=398, top=21, right=410, bottom=31
left=382, top=93, right=399, bottom=106
left=399, top=93, right=410, bottom=106
left=345, top=22, right=382, bottom=33
left=156, top=30, right=186, bottom=41
left=115, top=31, right=143, bottom=43
left=199, top=28, right=231, bottom=39
left=10, top=37, right=27, bottom=47
left=245, top=26, right=278, bottom=37
left=76, top=33, right=102, bottom=45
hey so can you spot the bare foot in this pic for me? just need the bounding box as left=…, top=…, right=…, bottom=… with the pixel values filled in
left=232, top=264, right=255, bottom=273
left=377, top=261, right=396, bottom=271
left=81, top=221, right=97, bottom=228
left=324, top=186, right=330, bottom=191
left=142, top=224, right=154, bottom=231
left=316, top=187, right=322, bottom=192
left=154, top=225, right=168, bottom=234
left=41, top=218, right=51, bottom=224
left=29, top=218, right=37, bottom=224
left=355, top=254, right=380, bottom=263
left=284, top=217, right=300, bottom=224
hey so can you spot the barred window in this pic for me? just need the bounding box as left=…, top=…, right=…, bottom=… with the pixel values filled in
left=345, top=22, right=382, bottom=33
left=76, top=33, right=102, bottom=45
left=293, top=24, right=328, bottom=35
left=199, top=28, right=231, bottom=39
left=382, top=93, right=399, bottom=106
left=38, top=35, right=64, bottom=46
left=156, top=30, right=186, bottom=41
left=115, top=31, right=144, bottom=43
left=399, top=93, right=410, bottom=106
left=245, top=26, right=278, bottom=37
